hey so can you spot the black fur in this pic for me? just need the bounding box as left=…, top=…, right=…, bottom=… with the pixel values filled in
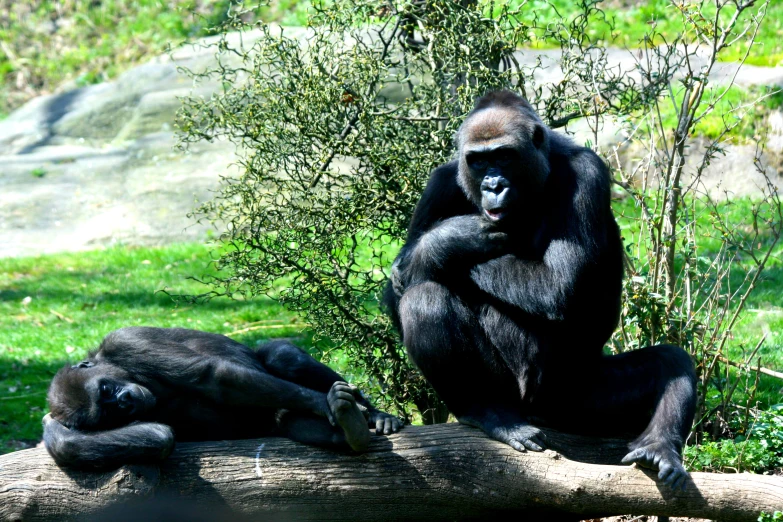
left=384, top=90, right=696, bottom=490
left=44, top=327, right=402, bottom=469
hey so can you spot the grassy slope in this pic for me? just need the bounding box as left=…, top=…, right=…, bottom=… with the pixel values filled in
left=513, top=0, right=783, bottom=66
left=0, top=0, right=312, bottom=118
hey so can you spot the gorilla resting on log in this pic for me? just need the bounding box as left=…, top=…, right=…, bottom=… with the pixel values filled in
left=44, top=327, right=402, bottom=469
left=385, top=90, right=697, bottom=490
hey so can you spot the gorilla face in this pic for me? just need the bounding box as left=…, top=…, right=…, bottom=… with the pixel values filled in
left=89, top=376, right=156, bottom=427
left=48, top=362, right=156, bottom=430
left=456, top=101, right=550, bottom=224
left=465, top=146, right=521, bottom=222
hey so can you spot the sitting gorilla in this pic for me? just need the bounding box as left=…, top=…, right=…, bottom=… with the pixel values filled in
left=384, top=90, right=697, bottom=490
left=44, top=326, right=402, bottom=469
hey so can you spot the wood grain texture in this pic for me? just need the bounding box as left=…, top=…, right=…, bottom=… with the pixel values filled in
left=0, top=424, right=780, bottom=521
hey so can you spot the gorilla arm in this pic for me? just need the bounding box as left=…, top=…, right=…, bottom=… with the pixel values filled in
left=402, top=214, right=508, bottom=288
left=388, top=162, right=478, bottom=296
left=43, top=414, right=174, bottom=469
left=469, top=150, right=613, bottom=320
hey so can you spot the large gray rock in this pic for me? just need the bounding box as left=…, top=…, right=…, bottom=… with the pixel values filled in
left=0, top=27, right=781, bottom=257
left=0, top=29, right=274, bottom=257
left=0, top=133, right=238, bottom=258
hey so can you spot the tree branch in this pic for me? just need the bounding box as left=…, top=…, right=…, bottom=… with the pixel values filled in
left=0, top=424, right=780, bottom=521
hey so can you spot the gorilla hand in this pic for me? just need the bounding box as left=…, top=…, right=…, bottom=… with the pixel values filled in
left=430, top=214, right=508, bottom=258
left=487, top=422, right=547, bottom=452
left=404, top=214, right=508, bottom=287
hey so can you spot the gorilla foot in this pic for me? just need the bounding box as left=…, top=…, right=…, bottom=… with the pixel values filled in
left=460, top=415, right=547, bottom=453
left=491, top=422, right=547, bottom=452
left=622, top=441, right=689, bottom=491
left=327, top=382, right=370, bottom=452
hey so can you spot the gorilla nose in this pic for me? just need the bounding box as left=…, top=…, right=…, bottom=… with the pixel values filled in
left=117, top=389, right=134, bottom=409
left=481, top=175, right=508, bottom=194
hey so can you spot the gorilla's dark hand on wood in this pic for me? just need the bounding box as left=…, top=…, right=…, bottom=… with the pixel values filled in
left=383, top=90, right=696, bottom=491
left=44, top=328, right=403, bottom=469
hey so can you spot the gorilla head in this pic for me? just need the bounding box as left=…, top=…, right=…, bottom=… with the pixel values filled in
left=455, top=90, right=551, bottom=224
left=48, top=360, right=156, bottom=430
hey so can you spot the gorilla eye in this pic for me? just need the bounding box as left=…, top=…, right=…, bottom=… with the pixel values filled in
left=467, top=155, right=487, bottom=170
left=99, top=383, right=113, bottom=399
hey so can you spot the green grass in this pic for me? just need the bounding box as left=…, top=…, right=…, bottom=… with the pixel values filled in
left=602, top=0, right=783, bottom=67
left=0, top=1, right=210, bottom=115
left=0, top=242, right=311, bottom=453
left=634, top=85, right=783, bottom=143
left=0, top=0, right=296, bottom=117
left=511, top=0, right=783, bottom=67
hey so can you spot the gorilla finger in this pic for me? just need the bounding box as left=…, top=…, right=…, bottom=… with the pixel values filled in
left=383, top=418, right=393, bottom=435
left=657, top=463, right=674, bottom=482
left=668, top=472, right=686, bottom=491
left=523, top=439, right=544, bottom=452
left=653, top=453, right=663, bottom=468
left=530, top=434, right=547, bottom=448
left=375, top=419, right=384, bottom=434
left=621, top=449, right=645, bottom=465
left=333, top=391, right=356, bottom=402
left=508, top=439, right=527, bottom=452
left=672, top=472, right=688, bottom=492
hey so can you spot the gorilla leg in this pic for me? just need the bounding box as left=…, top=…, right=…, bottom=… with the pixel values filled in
left=276, top=382, right=370, bottom=452
left=400, top=282, right=499, bottom=413
left=399, top=282, right=545, bottom=450
left=540, top=344, right=696, bottom=489
left=258, top=341, right=401, bottom=442
left=256, top=340, right=345, bottom=393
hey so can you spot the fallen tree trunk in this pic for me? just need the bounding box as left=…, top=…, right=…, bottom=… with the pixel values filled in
left=0, top=424, right=780, bottom=522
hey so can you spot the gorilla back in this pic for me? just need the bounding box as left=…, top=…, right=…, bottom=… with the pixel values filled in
left=384, top=90, right=696, bottom=490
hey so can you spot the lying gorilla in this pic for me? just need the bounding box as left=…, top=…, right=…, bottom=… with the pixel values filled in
left=44, top=327, right=402, bottom=469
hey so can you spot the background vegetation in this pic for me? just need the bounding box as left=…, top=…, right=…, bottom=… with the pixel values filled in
left=1, top=0, right=782, bottom=488
left=2, top=0, right=781, bottom=118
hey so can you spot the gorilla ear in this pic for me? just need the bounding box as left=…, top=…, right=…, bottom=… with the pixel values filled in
left=71, top=361, right=94, bottom=369
left=532, top=125, right=546, bottom=149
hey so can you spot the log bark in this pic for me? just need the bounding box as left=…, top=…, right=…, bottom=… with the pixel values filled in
left=0, top=423, right=780, bottom=522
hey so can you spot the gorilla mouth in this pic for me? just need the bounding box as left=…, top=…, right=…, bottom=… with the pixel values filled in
left=485, top=209, right=507, bottom=221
